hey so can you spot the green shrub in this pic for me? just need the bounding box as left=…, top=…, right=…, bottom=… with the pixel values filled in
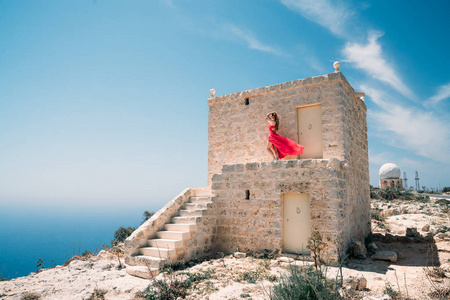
left=141, top=211, right=155, bottom=224
left=86, top=288, right=107, bottom=300
left=36, top=258, right=45, bottom=273
left=371, top=186, right=430, bottom=202
left=384, top=282, right=400, bottom=300
left=371, top=209, right=385, bottom=222
left=370, top=190, right=380, bottom=199
left=113, top=226, right=135, bottom=243
left=306, top=231, right=325, bottom=269
left=237, top=267, right=277, bottom=284
left=20, top=292, right=41, bottom=300
left=252, top=249, right=278, bottom=260
left=136, top=268, right=216, bottom=299
left=271, top=265, right=343, bottom=300
left=136, top=277, right=190, bottom=300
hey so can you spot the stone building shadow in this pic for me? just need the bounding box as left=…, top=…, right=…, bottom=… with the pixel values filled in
left=343, top=234, right=440, bottom=275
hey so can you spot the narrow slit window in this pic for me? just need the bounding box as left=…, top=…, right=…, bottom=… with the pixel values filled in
left=245, top=190, right=250, bottom=200
left=245, top=98, right=249, bottom=105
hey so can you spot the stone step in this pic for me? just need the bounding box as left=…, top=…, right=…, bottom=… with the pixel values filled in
left=156, top=230, right=190, bottom=240
left=178, top=209, right=208, bottom=217
left=126, top=265, right=159, bottom=279
left=192, top=189, right=211, bottom=197
left=148, top=238, right=183, bottom=249
left=184, top=202, right=212, bottom=210
left=189, top=196, right=213, bottom=203
left=164, top=223, right=197, bottom=232
left=140, top=247, right=176, bottom=259
left=132, top=255, right=166, bottom=268
left=172, top=216, right=201, bottom=224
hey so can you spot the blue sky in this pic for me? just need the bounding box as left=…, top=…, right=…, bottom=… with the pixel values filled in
left=0, top=0, right=449, bottom=212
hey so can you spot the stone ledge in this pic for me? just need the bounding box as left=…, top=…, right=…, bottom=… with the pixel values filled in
left=218, top=158, right=345, bottom=174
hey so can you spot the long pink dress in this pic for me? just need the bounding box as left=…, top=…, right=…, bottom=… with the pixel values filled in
left=268, top=125, right=304, bottom=159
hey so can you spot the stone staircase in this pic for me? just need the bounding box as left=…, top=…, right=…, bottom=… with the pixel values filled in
left=125, top=189, right=214, bottom=278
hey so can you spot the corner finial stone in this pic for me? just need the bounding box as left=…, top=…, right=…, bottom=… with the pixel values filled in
left=210, top=89, right=215, bottom=97
left=333, top=61, right=340, bottom=72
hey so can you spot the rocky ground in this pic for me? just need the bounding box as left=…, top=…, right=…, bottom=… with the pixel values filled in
left=1, top=196, right=449, bottom=300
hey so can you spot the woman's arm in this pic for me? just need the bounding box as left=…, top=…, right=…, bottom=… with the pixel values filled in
left=266, top=116, right=276, bottom=125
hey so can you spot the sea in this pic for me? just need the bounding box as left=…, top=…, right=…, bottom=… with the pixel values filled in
left=0, top=201, right=158, bottom=280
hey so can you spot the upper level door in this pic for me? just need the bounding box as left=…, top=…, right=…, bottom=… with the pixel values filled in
left=297, top=104, right=323, bottom=159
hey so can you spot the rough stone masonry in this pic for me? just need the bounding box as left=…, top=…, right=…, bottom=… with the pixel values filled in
left=207, top=69, right=370, bottom=258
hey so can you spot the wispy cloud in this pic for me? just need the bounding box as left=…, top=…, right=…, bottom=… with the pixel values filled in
left=280, top=1, right=415, bottom=99
left=279, top=0, right=354, bottom=38
left=344, top=33, right=414, bottom=99
left=424, top=82, right=450, bottom=107
left=159, top=0, right=176, bottom=8
left=369, top=151, right=394, bottom=165
left=363, top=84, right=450, bottom=163
left=226, top=24, right=281, bottom=55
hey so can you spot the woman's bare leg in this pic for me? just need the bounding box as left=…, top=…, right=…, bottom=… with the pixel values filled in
left=266, top=142, right=277, bottom=160
left=267, top=142, right=279, bottom=160
left=273, top=145, right=279, bottom=160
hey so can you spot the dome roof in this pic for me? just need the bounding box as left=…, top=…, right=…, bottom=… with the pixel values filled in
left=379, top=163, right=401, bottom=179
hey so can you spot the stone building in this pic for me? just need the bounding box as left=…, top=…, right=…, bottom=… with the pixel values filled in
left=124, top=64, right=371, bottom=277
left=379, top=163, right=403, bottom=189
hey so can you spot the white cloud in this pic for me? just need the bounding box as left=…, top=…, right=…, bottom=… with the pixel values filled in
left=279, top=0, right=354, bottom=37
left=369, top=151, right=393, bottom=165
left=424, top=82, right=450, bottom=107
left=363, top=84, right=450, bottom=163
left=344, top=33, right=414, bottom=98
left=226, top=25, right=281, bottom=55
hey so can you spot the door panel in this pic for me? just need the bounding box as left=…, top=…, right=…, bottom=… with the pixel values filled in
left=297, top=104, right=323, bottom=159
left=283, top=193, right=311, bottom=254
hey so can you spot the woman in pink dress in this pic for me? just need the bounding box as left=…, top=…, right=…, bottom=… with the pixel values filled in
left=266, top=112, right=304, bottom=161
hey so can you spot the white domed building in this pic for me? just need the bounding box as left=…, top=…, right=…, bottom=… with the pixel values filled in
left=379, top=163, right=403, bottom=189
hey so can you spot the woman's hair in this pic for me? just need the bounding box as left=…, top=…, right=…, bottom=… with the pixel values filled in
left=272, top=112, right=279, bottom=131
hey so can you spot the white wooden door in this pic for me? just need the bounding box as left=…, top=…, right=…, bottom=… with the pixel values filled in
left=297, top=104, right=323, bottom=159
left=283, top=193, right=311, bottom=254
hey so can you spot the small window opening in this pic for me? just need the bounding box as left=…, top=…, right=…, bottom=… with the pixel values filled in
left=244, top=98, right=249, bottom=105
left=245, top=190, right=250, bottom=200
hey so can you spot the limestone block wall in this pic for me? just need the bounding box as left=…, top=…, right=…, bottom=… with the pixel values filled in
left=207, top=71, right=364, bottom=184
left=208, top=71, right=370, bottom=254
left=185, top=201, right=217, bottom=261
left=338, top=83, right=371, bottom=246
left=210, top=158, right=348, bottom=258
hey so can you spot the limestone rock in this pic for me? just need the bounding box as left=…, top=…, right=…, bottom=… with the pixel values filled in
left=277, top=256, right=294, bottom=263
left=352, top=241, right=367, bottom=259
left=435, top=233, right=445, bottom=240
left=440, top=263, right=450, bottom=272
left=344, top=278, right=358, bottom=290
left=125, top=265, right=158, bottom=279
left=371, top=251, right=398, bottom=263
left=406, top=227, right=420, bottom=237
left=344, top=275, right=367, bottom=291
left=357, top=276, right=367, bottom=290
left=422, top=224, right=430, bottom=232
left=96, top=250, right=116, bottom=260
left=234, top=252, right=246, bottom=259
left=367, top=242, right=378, bottom=254
left=435, top=198, right=450, bottom=205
